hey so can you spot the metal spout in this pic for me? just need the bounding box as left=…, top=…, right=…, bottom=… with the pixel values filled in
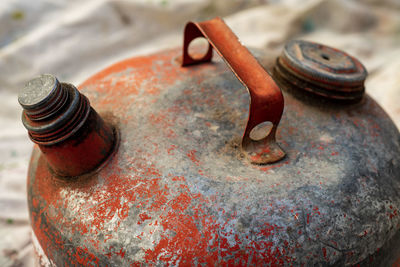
left=19, top=74, right=115, bottom=177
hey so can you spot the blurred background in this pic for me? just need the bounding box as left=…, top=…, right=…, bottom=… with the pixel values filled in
left=1, top=0, right=399, bottom=265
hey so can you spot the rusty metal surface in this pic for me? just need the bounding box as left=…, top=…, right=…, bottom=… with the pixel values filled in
left=275, top=40, right=367, bottom=102
left=19, top=74, right=115, bottom=177
left=25, top=44, right=400, bottom=265
left=182, top=17, right=285, bottom=164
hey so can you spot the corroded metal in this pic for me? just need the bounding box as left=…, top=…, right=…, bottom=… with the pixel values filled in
left=19, top=74, right=115, bottom=177
left=274, top=40, right=367, bottom=102
left=182, top=17, right=285, bottom=164
left=24, top=20, right=400, bottom=266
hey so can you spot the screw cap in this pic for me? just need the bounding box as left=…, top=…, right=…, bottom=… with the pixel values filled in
left=275, top=40, right=367, bottom=102
left=18, top=74, right=60, bottom=110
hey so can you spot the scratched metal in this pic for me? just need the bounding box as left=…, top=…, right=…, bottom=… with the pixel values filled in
left=27, top=47, right=400, bottom=266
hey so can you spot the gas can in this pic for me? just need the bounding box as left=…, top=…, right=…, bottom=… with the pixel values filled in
left=19, top=18, right=400, bottom=266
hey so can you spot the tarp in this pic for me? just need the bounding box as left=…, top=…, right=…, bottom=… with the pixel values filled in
left=1, top=0, right=399, bottom=265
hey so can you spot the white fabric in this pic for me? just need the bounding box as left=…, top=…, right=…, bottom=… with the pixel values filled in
left=1, top=0, right=399, bottom=265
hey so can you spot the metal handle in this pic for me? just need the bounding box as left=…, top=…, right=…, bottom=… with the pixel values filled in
left=182, top=17, right=285, bottom=164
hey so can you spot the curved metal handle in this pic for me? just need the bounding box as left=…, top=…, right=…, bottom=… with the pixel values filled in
left=182, top=17, right=285, bottom=164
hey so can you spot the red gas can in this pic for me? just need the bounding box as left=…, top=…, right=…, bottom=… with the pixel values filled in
left=20, top=18, right=400, bottom=266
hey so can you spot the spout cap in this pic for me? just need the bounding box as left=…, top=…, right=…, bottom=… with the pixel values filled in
left=18, top=74, right=60, bottom=110
left=275, top=40, right=367, bottom=102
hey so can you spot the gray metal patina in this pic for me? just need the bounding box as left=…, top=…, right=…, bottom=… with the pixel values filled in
left=26, top=46, right=400, bottom=265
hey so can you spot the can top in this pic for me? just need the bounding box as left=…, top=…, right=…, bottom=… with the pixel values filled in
left=275, top=40, right=367, bottom=101
left=18, top=74, right=59, bottom=110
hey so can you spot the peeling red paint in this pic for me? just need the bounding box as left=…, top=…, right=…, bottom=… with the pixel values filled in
left=138, top=213, right=152, bottom=224
left=26, top=40, right=400, bottom=266
left=187, top=149, right=200, bottom=166
left=167, top=145, right=177, bottom=155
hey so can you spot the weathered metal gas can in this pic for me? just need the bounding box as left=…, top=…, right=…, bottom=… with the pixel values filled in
left=20, top=18, right=400, bottom=266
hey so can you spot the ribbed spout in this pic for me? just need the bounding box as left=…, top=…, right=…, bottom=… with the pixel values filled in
left=19, top=74, right=115, bottom=177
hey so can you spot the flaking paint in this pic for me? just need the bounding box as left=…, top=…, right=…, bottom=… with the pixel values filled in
left=27, top=48, right=400, bottom=265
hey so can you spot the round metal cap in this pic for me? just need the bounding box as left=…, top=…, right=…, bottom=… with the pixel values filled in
left=18, top=74, right=60, bottom=110
left=275, top=40, right=368, bottom=101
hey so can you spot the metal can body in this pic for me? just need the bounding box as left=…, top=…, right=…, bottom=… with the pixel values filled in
left=28, top=48, right=400, bottom=266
